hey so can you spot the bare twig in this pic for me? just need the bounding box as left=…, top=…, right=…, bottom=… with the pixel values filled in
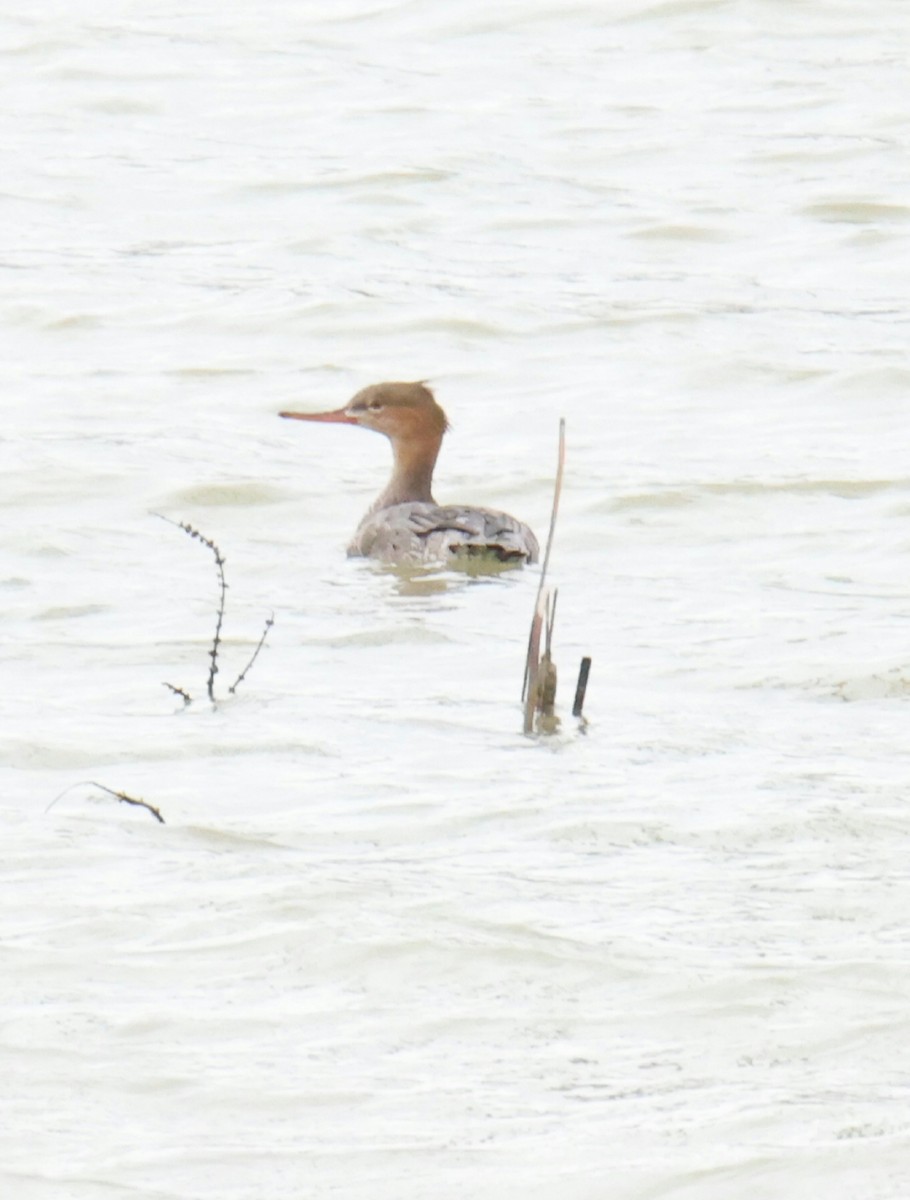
left=163, top=682, right=192, bottom=707
left=155, top=514, right=274, bottom=704
left=229, top=614, right=274, bottom=695
left=46, top=780, right=166, bottom=824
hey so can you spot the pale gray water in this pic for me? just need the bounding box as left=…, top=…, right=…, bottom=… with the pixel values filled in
left=2, top=2, right=910, bottom=1197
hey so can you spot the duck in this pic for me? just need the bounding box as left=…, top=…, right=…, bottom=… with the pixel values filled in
left=280, top=381, right=539, bottom=566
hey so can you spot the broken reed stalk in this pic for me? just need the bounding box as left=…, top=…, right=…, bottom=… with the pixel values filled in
left=523, top=592, right=546, bottom=733
left=524, top=589, right=561, bottom=734
left=229, top=614, right=274, bottom=695
left=522, top=419, right=566, bottom=733
left=536, top=590, right=560, bottom=731
left=46, top=781, right=165, bottom=824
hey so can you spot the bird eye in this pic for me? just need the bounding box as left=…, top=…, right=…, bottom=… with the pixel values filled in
left=368, top=401, right=384, bottom=412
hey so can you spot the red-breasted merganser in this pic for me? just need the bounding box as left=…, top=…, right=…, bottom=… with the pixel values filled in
left=280, top=381, right=539, bottom=566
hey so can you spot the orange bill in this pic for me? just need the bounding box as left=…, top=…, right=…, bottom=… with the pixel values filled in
left=279, top=407, right=357, bottom=424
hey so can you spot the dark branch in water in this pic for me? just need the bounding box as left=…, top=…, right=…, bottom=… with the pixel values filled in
left=229, top=614, right=274, bottom=695
left=46, top=780, right=166, bottom=824
left=572, top=656, right=592, bottom=719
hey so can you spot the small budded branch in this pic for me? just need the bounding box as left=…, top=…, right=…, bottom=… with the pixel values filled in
left=154, top=514, right=273, bottom=705
left=155, top=515, right=226, bottom=703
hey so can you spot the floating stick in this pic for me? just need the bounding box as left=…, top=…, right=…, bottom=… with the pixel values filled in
left=163, top=682, right=192, bottom=707
left=572, top=656, right=592, bottom=718
left=46, top=780, right=165, bottom=824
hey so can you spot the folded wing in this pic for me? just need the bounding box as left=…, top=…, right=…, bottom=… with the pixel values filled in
left=350, top=502, right=539, bottom=566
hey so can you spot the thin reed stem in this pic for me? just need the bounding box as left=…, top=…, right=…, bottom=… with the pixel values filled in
left=522, top=419, right=566, bottom=711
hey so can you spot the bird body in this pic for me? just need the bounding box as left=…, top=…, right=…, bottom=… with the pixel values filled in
left=350, top=500, right=538, bottom=565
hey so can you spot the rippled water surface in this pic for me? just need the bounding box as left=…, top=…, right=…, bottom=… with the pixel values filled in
left=3, top=2, right=910, bottom=1197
